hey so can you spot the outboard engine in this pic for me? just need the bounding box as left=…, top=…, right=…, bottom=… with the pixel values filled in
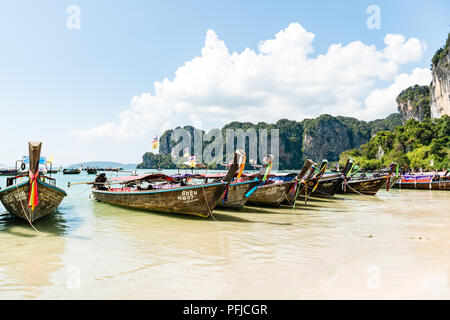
left=93, top=173, right=108, bottom=190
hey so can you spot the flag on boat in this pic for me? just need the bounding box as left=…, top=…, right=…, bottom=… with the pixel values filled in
left=151, top=135, right=159, bottom=150
left=183, top=155, right=196, bottom=167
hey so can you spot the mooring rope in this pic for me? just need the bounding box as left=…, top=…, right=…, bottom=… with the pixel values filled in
left=342, top=180, right=376, bottom=198
left=201, top=183, right=217, bottom=221
left=14, top=183, right=39, bottom=232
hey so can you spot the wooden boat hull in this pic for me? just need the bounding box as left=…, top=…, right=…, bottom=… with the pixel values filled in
left=216, top=180, right=259, bottom=210
left=0, top=180, right=66, bottom=222
left=247, top=182, right=293, bottom=207
left=393, top=180, right=450, bottom=190
left=338, top=176, right=388, bottom=195
left=92, top=183, right=227, bottom=218
left=311, top=175, right=343, bottom=197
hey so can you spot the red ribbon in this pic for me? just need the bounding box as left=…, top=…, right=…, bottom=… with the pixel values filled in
left=28, top=170, right=39, bottom=210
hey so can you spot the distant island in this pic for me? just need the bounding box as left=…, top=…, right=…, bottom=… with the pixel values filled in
left=68, top=161, right=137, bottom=169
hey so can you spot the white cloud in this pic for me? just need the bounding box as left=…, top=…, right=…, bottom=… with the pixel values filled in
left=361, top=67, right=432, bottom=119
left=383, top=34, right=427, bottom=64
left=75, top=23, right=428, bottom=139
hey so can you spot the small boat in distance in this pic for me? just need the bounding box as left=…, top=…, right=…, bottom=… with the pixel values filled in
left=63, top=168, right=81, bottom=175
left=0, top=142, right=67, bottom=222
left=86, top=167, right=98, bottom=174
left=0, top=168, right=20, bottom=176
left=46, top=168, right=60, bottom=174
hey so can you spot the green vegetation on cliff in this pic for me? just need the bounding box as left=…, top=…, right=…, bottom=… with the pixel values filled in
left=137, top=153, right=178, bottom=169
left=431, top=33, right=450, bottom=67
left=138, top=113, right=403, bottom=169
left=396, top=85, right=431, bottom=120
left=339, top=115, right=450, bottom=170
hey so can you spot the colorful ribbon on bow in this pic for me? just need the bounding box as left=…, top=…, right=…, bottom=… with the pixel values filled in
left=262, top=161, right=272, bottom=183
left=386, top=162, right=399, bottom=192
left=311, top=162, right=327, bottom=193
left=221, top=184, right=230, bottom=204
left=28, top=170, right=39, bottom=211
left=236, top=154, right=246, bottom=180
left=291, top=178, right=307, bottom=209
left=244, top=178, right=260, bottom=198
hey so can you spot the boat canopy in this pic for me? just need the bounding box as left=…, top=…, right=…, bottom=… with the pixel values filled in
left=171, top=173, right=205, bottom=179
left=109, top=174, right=175, bottom=183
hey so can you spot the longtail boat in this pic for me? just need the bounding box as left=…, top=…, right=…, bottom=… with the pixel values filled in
left=290, top=159, right=328, bottom=201
left=310, top=160, right=353, bottom=197
left=0, top=169, right=20, bottom=176
left=86, top=167, right=98, bottom=175
left=246, top=157, right=314, bottom=207
left=281, top=159, right=315, bottom=206
left=170, top=151, right=260, bottom=210
left=212, top=150, right=260, bottom=209
left=63, top=168, right=81, bottom=175
left=246, top=181, right=293, bottom=207
left=215, top=179, right=260, bottom=209
left=0, top=142, right=67, bottom=222
left=76, top=152, right=241, bottom=218
left=392, top=173, right=450, bottom=190
left=338, top=161, right=397, bottom=195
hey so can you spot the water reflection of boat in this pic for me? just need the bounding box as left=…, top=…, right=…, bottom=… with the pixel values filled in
left=0, top=142, right=67, bottom=222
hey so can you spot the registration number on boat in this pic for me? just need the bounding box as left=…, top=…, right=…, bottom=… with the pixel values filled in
left=3, top=191, right=27, bottom=204
left=178, top=190, right=198, bottom=202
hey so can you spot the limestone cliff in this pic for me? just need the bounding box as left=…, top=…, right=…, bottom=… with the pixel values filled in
left=302, top=115, right=370, bottom=161
left=430, top=33, right=450, bottom=119
left=396, top=85, right=430, bottom=123
left=138, top=114, right=402, bottom=169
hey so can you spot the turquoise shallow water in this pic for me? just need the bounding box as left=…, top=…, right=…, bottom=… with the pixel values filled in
left=0, top=170, right=449, bottom=299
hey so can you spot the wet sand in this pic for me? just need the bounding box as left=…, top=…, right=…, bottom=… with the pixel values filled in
left=0, top=172, right=449, bottom=299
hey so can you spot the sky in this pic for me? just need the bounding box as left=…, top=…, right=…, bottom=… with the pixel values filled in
left=0, top=0, right=449, bottom=165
